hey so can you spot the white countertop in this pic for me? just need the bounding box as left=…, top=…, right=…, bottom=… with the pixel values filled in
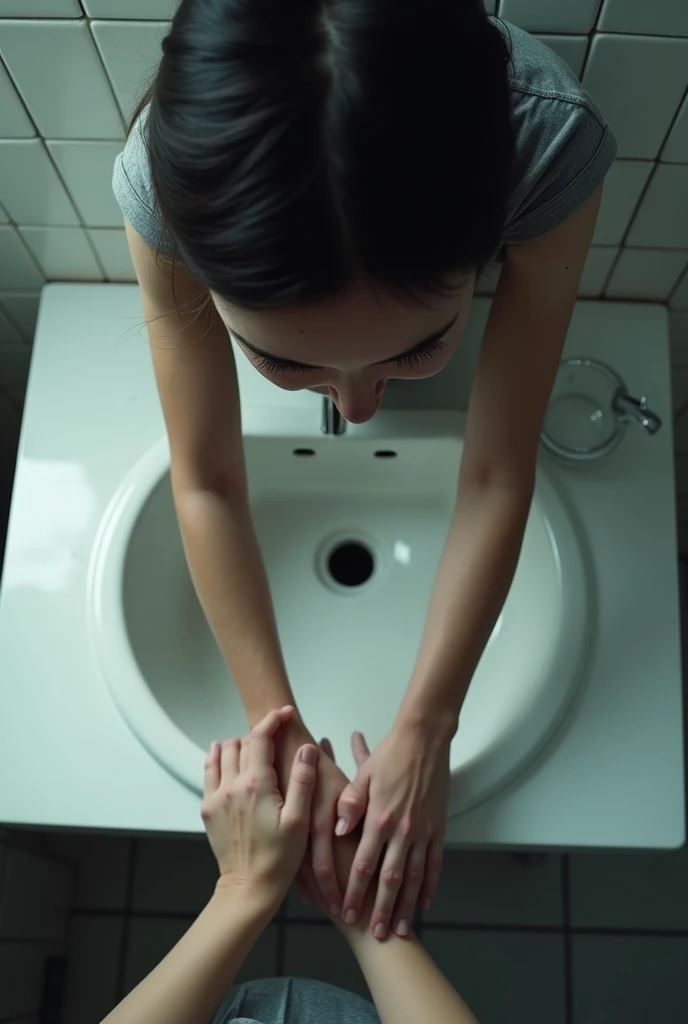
left=0, top=284, right=684, bottom=849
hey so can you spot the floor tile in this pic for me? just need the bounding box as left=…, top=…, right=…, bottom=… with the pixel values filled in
left=132, top=836, right=218, bottom=913
left=62, top=914, right=125, bottom=1024
left=123, top=916, right=278, bottom=996
left=422, top=850, right=564, bottom=926
left=282, top=924, right=369, bottom=999
left=0, top=847, right=74, bottom=941
left=570, top=846, right=688, bottom=930
left=422, top=928, right=566, bottom=1024
left=43, top=830, right=132, bottom=912
left=572, top=934, right=688, bottom=1023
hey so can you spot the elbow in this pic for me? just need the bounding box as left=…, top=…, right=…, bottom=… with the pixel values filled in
left=170, top=462, right=248, bottom=507
left=460, top=460, right=536, bottom=509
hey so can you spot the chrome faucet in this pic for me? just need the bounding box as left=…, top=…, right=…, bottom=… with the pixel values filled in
left=612, top=391, right=662, bottom=435
left=321, top=395, right=346, bottom=435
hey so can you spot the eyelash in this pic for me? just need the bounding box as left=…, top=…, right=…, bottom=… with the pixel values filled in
left=253, top=334, right=448, bottom=376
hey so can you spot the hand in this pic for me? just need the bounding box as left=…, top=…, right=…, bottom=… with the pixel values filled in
left=201, top=705, right=319, bottom=911
left=336, top=723, right=450, bottom=939
left=272, top=717, right=351, bottom=915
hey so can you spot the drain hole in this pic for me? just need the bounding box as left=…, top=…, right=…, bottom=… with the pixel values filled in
left=327, top=542, right=375, bottom=587
left=374, top=449, right=397, bottom=458
left=293, top=447, right=316, bottom=456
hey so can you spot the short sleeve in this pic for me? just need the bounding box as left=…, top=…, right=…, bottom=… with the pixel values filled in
left=112, top=106, right=174, bottom=254
left=503, top=93, right=618, bottom=244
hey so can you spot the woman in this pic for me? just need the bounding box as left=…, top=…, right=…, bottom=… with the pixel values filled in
left=113, top=0, right=616, bottom=941
left=102, top=706, right=479, bottom=1024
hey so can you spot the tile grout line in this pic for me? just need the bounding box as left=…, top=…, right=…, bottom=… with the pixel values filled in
left=113, top=837, right=137, bottom=1007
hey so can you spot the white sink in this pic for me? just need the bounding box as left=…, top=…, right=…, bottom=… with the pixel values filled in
left=89, top=413, right=591, bottom=816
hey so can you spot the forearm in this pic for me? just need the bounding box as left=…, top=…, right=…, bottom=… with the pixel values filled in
left=102, top=884, right=272, bottom=1024
left=399, top=479, right=531, bottom=735
left=175, top=483, right=294, bottom=725
left=346, top=928, right=478, bottom=1024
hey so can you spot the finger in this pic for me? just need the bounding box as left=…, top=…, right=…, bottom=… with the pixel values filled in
left=220, top=738, right=240, bottom=782
left=203, top=740, right=222, bottom=798
left=369, top=836, right=411, bottom=940
left=393, top=840, right=428, bottom=936
left=281, top=745, right=318, bottom=827
left=351, top=731, right=371, bottom=768
left=419, top=833, right=445, bottom=910
left=311, top=797, right=343, bottom=917
left=341, top=818, right=387, bottom=925
left=320, top=737, right=335, bottom=762
left=335, top=779, right=368, bottom=837
left=245, top=706, right=294, bottom=774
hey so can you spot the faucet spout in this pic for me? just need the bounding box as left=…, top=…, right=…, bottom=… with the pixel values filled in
left=321, top=396, right=346, bottom=435
left=613, top=391, right=662, bottom=435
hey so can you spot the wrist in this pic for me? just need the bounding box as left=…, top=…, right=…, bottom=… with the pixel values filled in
left=394, top=703, right=457, bottom=746
left=213, top=875, right=280, bottom=924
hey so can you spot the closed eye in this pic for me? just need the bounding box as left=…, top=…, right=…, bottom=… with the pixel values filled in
left=252, top=333, right=449, bottom=376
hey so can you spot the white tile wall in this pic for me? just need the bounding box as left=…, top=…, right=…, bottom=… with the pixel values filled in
left=626, top=164, right=688, bottom=248
left=500, top=0, right=601, bottom=34
left=598, top=0, right=688, bottom=37
left=605, top=248, right=688, bottom=300
left=662, top=94, right=688, bottom=163
left=534, top=34, right=588, bottom=75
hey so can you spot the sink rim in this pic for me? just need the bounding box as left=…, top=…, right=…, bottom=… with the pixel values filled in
left=88, top=426, right=594, bottom=811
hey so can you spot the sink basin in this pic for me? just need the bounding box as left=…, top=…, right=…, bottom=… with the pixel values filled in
left=88, top=416, right=591, bottom=816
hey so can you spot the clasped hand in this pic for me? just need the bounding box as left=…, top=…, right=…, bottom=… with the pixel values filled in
left=203, top=707, right=450, bottom=941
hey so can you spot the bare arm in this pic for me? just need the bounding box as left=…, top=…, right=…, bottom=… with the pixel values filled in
left=124, top=218, right=292, bottom=724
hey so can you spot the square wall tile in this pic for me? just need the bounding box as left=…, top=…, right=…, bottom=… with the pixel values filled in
left=0, top=60, right=34, bottom=138
left=627, top=165, right=688, bottom=249
left=124, top=917, right=278, bottom=995
left=0, top=942, right=64, bottom=1018
left=422, top=929, right=566, bottom=1024
left=0, top=1, right=81, bottom=13
left=87, top=229, right=136, bottom=281
left=0, top=292, right=41, bottom=343
left=572, top=934, right=688, bottom=1024
left=605, top=248, right=688, bottom=300
left=0, top=230, right=39, bottom=294
left=662, top=94, right=688, bottom=163
left=91, top=19, right=169, bottom=123
left=599, top=0, right=688, bottom=36
left=62, top=914, right=125, bottom=1024
left=592, top=160, right=653, bottom=245
left=83, top=1, right=180, bottom=16
left=132, top=837, right=218, bottom=914
left=579, top=247, right=618, bottom=296
left=421, top=850, right=564, bottom=927
left=47, top=142, right=125, bottom=227
left=283, top=924, right=369, bottom=999
left=570, top=847, right=688, bottom=930
left=0, top=140, right=79, bottom=226
left=583, top=35, right=688, bottom=158
left=0, top=306, right=24, bottom=348
left=533, top=35, right=588, bottom=78
left=671, top=268, right=688, bottom=309
left=44, top=830, right=132, bottom=912
left=0, top=19, right=123, bottom=140
left=500, top=0, right=600, bottom=33
left=18, top=227, right=103, bottom=280
left=0, top=848, right=74, bottom=940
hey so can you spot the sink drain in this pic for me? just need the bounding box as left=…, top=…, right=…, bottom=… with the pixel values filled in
left=316, top=531, right=381, bottom=594
left=327, top=541, right=375, bottom=587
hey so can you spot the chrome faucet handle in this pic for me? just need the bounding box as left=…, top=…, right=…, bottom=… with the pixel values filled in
left=612, top=390, right=662, bottom=435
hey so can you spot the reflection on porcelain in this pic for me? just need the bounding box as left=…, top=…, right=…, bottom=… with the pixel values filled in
left=4, top=460, right=98, bottom=593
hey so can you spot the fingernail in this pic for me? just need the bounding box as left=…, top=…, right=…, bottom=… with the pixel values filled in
left=345, top=909, right=357, bottom=925
left=396, top=919, right=409, bottom=936
left=335, top=817, right=348, bottom=836
left=374, top=923, right=386, bottom=940
left=299, top=746, right=316, bottom=764
left=329, top=904, right=340, bottom=918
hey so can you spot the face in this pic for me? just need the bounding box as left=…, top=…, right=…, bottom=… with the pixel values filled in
left=211, top=273, right=474, bottom=424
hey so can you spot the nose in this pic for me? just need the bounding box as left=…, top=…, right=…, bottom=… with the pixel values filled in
left=329, top=382, right=384, bottom=424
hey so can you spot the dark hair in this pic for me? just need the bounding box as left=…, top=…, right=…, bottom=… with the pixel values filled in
left=129, top=0, right=515, bottom=311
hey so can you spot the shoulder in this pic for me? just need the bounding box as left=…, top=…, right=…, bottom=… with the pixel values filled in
left=112, top=104, right=174, bottom=254
left=495, top=19, right=618, bottom=244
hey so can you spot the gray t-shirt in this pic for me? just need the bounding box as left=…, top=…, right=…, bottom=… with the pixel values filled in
left=113, top=20, right=617, bottom=260
left=211, top=977, right=379, bottom=1024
